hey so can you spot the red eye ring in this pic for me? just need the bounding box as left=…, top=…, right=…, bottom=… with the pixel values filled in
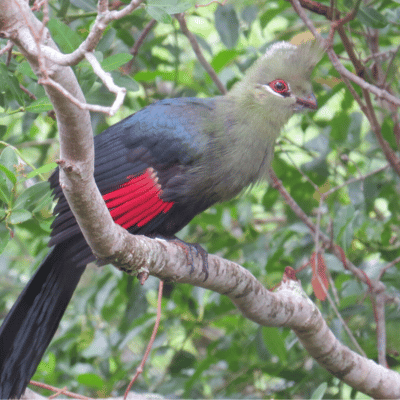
left=269, top=79, right=290, bottom=95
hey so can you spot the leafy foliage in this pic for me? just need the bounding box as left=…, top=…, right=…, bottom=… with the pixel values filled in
left=1, top=0, right=400, bottom=399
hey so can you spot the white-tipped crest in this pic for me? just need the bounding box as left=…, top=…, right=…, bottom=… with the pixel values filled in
left=264, top=41, right=297, bottom=59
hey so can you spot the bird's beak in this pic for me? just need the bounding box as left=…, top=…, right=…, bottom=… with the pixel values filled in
left=294, top=93, right=318, bottom=111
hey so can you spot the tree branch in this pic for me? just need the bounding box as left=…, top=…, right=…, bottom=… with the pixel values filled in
left=289, top=0, right=400, bottom=108
left=2, top=1, right=400, bottom=399
left=175, top=13, right=227, bottom=95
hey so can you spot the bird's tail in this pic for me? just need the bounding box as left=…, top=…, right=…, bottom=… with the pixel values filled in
left=0, top=238, right=87, bottom=399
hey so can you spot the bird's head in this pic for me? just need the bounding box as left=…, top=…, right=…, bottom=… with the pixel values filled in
left=230, top=41, right=322, bottom=123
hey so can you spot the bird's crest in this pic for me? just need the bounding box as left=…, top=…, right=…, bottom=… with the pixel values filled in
left=263, top=40, right=323, bottom=76
left=229, top=39, right=322, bottom=100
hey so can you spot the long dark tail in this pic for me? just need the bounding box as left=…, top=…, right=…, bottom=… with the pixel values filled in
left=0, top=238, right=87, bottom=399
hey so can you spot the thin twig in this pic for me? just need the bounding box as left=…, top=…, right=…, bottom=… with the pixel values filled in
left=278, top=142, right=319, bottom=192
left=378, top=256, right=400, bottom=280
left=289, top=0, right=324, bottom=42
left=381, top=44, right=400, bottom=85
left=324, top=281, right=367, bottom=356
left=326, top=0, right=361, bottom=46
left=269, top=169, right=317, bottom=234
left=364, top=90, right=400, bottom=177
left=123, top=280, right=164, bottom=400
left=85, top=52, right=126, bottom=115
left=328, top=49, right=400, bottom=106
left=16, top=138, right=56, bottom=148
left=0, top=40, right=13, bottom=59
left=0, top=141, right=47, bottom=181
left=175, top=13, right=227, bottom=95
left=39, top=75, right=123, bottom=116
left=123, top=18, right=157, bottom=74
left=29, top=0, right=145, bottom=68
left=290, top=0, right=400, bottom=179
left=373, top=293, right=388, bottom=367
left=321, top=163, right=390, bottom=200
left=22, top=1, right=127, bottom=116
left=290, top=0, right=400, bottom=108
left=364, top=48, right=400, bottom=63
left=29, top=380, right=93, bottom=400
left=19, top=84, right=37, bottom=100
left=268, top=169, right=385, bottom=292
left=132, top=18, right=156, bottom=57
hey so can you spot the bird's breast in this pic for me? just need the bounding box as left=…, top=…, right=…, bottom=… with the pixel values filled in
left=188, top=128, right=276, bottom=203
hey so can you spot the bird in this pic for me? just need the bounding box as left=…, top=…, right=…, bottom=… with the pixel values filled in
left=0, top=40, right=321, bottom=399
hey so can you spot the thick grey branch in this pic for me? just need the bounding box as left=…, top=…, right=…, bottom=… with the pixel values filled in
left=1, top=2, right=400, bottom=398
left=30, top=0, right=145, bottom=68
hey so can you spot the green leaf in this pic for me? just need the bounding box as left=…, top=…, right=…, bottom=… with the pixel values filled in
left=330, top=112, right=350, bottom=143
left=0, top=192, right=8, bottom=205
left=262, top=327, right=287, bottom=363
left=215, top=4, right=239, bottom=49
left=364, top=175, right=383, bottom=211
left=333, top=205, right=364, bottom=251
left=101, top=53, right=133, bottom=72
left=0, top=228, right=10, bottom=255
left=382, top=117, right=397, bottom=150
left=77, top=373, right=105, bottom=390
left=9, top=209, right=32, bottom=224
left=0, top=146, right=18, bottom=172
left=16, top=61, right=37, bottom=80
left=347, top=112, right=362, bottom=147
left=82, top=331, right=109, bottom=357
left=37, top=353, right=56, bottom=375
left=260, top=3, right=291, bottom=29
left=32, top=191, right=53, bottom=214
left=211, top=50, right=241, bottom=73
left=357, top=7, right=388, bottom=28
left=13, top=181, right=50, bottom=211
left=241, top=5, right=258, bottom=27
left=311, top=382, right=328, bottom=399
left=69, top=0, right=96, bottom=12
left=0, top=177, right=10, bottom=204
left=0, top=125, right=6, bottom=138
left=0, top=164, right=16, bottom=185
left=262, top=186, right=279, bottom=210
left=47, top=19, right=82, bottom=53
left=169, top=351, right=197, bottom=374
left=348, top=181, right=364, bottom=206
left=25, top=97, right=53, bottom=113
left=111, top=72, right=139, bottom=92
left=26, top=162, right=57, bottom=179
left=146, top=6, right=172, bottom=23
left=0, top=63, right=25, bottom=106
left=57, top=0, right=71, bottom=17
left=147, top=0, right=193, bottom=14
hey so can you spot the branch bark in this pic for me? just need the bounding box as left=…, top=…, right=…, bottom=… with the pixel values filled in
left=1, top=1, right=400, bottom=399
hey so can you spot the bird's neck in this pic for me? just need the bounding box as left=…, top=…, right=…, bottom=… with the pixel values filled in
left=195, top=95, right=286, bottom=202
left=214, top=93, right=284, bottom=151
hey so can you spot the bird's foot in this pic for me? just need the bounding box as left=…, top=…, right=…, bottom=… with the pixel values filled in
left=169, top=237, right=209, bottom=282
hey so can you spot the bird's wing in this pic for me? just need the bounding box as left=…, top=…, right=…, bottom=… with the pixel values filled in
left=49, top=97, right=216, bottom=245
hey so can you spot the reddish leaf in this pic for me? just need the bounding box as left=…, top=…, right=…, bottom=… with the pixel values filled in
left=310, top=252, right=329, bottom=301
left=283, top=266, right=298, bottom=281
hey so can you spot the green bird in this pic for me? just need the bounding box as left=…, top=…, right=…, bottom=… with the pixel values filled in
left=0, top=40, right=321, bottom=398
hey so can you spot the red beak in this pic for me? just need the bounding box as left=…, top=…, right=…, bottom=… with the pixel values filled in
left=295, top=93, right=318, bottom=110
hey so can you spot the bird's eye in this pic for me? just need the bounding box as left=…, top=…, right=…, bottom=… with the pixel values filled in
left=269, top=79, right=290, bottom=96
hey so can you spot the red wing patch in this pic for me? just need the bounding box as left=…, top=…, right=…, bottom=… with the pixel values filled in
left=103, top=168, right=174, bottom=229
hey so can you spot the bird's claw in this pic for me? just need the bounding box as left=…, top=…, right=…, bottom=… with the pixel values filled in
left=170, top=237, right=209, bottom=281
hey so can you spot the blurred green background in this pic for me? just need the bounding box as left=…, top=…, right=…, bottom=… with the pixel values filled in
left=1, top=0, right=400, bottom=398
